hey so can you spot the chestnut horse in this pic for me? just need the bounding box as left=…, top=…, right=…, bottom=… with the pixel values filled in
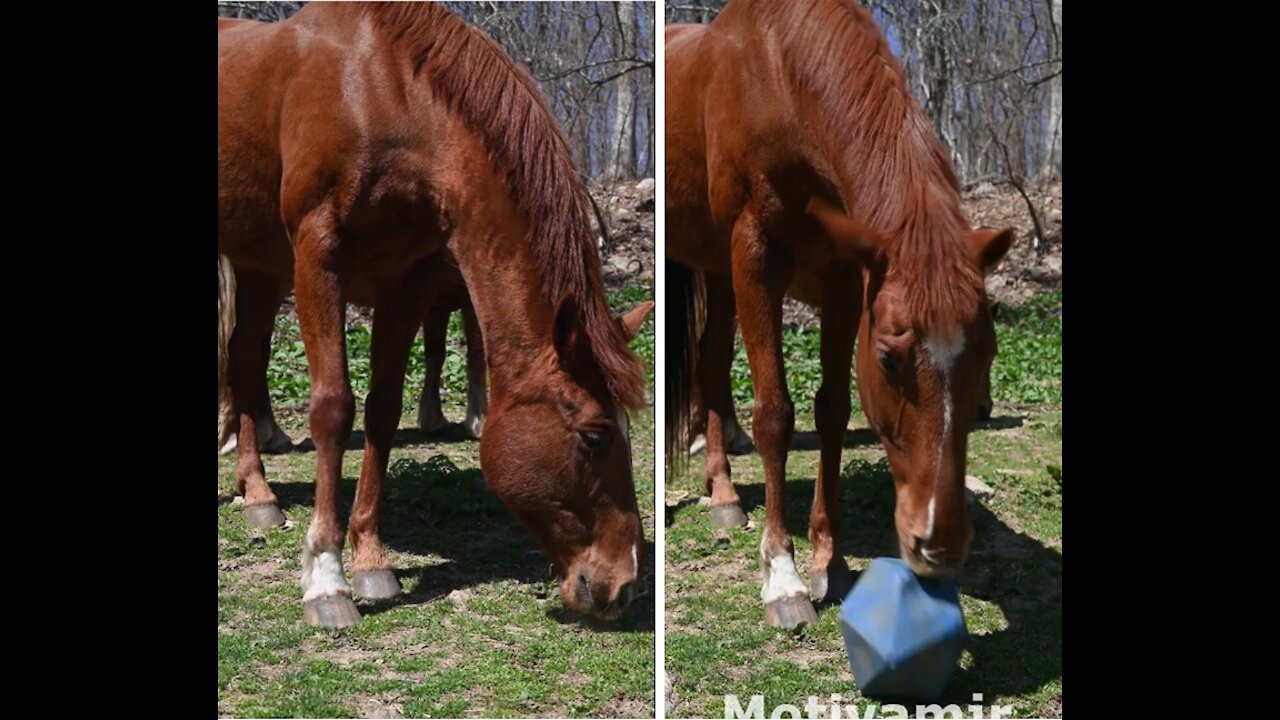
left=680, top=277, right=1002, bottom=462
left=216, top=254, right=488, bottom=454
left=220, top=4, right=651, bottom=629
left=665, top=0, right=1013, bottom=629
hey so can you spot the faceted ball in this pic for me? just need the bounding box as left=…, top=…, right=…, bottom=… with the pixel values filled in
left=838, top=558, right=967, bottom=701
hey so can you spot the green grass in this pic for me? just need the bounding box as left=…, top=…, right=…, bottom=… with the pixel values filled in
left=268, top=287, right=656, bottom=411
left=666, top=290, right=1062, bottom=718
left=220, top=285, right=656, bottom=718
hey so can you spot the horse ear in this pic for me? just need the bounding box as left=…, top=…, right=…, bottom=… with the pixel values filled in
left=968, top=227, right=1015, bottom=275
left=806, top=197, right=887, bottom=270
left=552, top=293, right=580, bottom=361
left=615, top=300, right=654, bottom=342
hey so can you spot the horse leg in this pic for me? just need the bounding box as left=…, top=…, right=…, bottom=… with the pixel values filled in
left=218, top=261, right=290, bottom=456
left=294, top=219, right=360, bottom=629
left=218, top=386, right=291, bottom=455
left=461, top=295, right=487, bottom=439
left=251, top=331, right=293, bottom=454
left=731, top=210, right=815, bottom=629
left=690, top=313, right=752, bottom=458
left=710, top=295, right=753, bottom=457
left=229, top=269, right=287, bottom=528
left=808, top=272, right=859, bottom=604
left=416, top=303, right=450, bottom=434
left=348, top=283, right=422, bottom=601
left=699, top=271, right=747, bottom=528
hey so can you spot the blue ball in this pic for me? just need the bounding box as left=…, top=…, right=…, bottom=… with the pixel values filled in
left=837, top=558, right=967, bottom=702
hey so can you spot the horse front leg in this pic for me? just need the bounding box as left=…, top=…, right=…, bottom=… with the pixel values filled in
left=808, top=269, right=859, bottom=604
left=698, top=271, right=747, bottom=528
left=348, top=279, right=424, bottom=601
left=460, top=294, right=487, bottom=439
left=228, top=268, right=287, bottom=527
left=294, top=215, right=360, bottom=630
left=731, top=210, right=815, bottom=630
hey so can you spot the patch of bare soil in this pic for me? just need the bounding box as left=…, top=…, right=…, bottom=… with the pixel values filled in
left=350, top=694, right=405, bottom=719
left=591, top=177, right=656, bottom=294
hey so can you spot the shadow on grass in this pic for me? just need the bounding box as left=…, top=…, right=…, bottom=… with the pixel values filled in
left=666, top=416, right=1025, bottom=526
left=672, top=451, right=1060, bottom=704
left=220, top=453, right=655, bottom=633
left=277, top=424, right=478, bottom=453
left=830, top=458, right=1061, bottom=702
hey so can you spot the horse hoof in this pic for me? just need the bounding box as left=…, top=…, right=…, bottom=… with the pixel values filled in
left=764, top=594, right=819, bottom=630
left=809, top=570, right=853, bottom=604
left=304, top=595, right=361, bottom=629
left=709, top=504, right=748, bottom=528
left=419, top=416, right=446, bottom=435
left=464, top=420, right=482, bottom=440
left=244, top=503, right=286, bottom=527
left=352, top=569, right=402, bottom=600
left=219, top=435, right=238, bottom=455
left=688, top=434, right=706, bottom=455
left=262, top=428, right=294, bottom=454
left=726, top=433, right=756, bottom=456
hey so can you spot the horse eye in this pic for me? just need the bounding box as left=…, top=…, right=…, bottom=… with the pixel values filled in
left=879, top=351, right=898, bottom=376
left=580, top=430, right=606, bottom=448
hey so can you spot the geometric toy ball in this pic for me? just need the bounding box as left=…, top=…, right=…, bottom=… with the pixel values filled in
left=837, top=557, right=968, bottom=702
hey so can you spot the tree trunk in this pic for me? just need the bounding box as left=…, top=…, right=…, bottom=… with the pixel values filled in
left=606, top=1, right=637, bottom=180
left=1043, top=0, right=1062, bottom=179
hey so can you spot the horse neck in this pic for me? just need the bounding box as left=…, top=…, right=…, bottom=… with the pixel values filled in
left=449, top=209, right=561, bottom=403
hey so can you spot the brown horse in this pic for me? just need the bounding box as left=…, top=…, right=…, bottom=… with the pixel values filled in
left=217, top=254, right=488, bottom=454
left=665, top=0, right=1013, bottom=629
left=220, top=4, right=651, bottom=629
left=681, top=279, right=1002, bottom=464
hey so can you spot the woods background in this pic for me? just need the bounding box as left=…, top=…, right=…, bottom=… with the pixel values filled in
left=218, top=0, right=1059, bottom=187
left=667, top=0, right=1062, bottom=185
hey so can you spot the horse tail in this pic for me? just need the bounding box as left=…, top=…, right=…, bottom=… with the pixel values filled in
left=665, top=258, right=704, bottom=475
left=217, top=254, right=237, bottom=449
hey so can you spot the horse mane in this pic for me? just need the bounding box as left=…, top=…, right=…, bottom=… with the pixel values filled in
left=359, top=3, right=645, bottom=409
left=755, top=0, right=984, bottom=330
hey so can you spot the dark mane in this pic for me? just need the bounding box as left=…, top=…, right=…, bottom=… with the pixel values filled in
left=361, top=3, right=645, bottom=408
left=757, top=0, right=984, bottom=330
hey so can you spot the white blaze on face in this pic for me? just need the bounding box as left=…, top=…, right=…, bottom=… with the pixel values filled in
left=759, top=532, right=807, bottom=603
left=300, top=525, right=351, bottom=602
left=631, top=543, right=639, bottom=581
left=921, top=328, right=966, bottom=544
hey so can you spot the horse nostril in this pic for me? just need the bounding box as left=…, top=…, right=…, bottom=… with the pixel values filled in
left=577, top=571, right=589, bottom=591
left=912, top=536, right=929, bottom=559
left=617, top=581, right=635, bottom=610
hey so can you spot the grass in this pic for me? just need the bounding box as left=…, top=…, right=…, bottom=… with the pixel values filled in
left=666, top=289, right=1062, bottom=718
left=219, top=285, right=656, bottom=718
